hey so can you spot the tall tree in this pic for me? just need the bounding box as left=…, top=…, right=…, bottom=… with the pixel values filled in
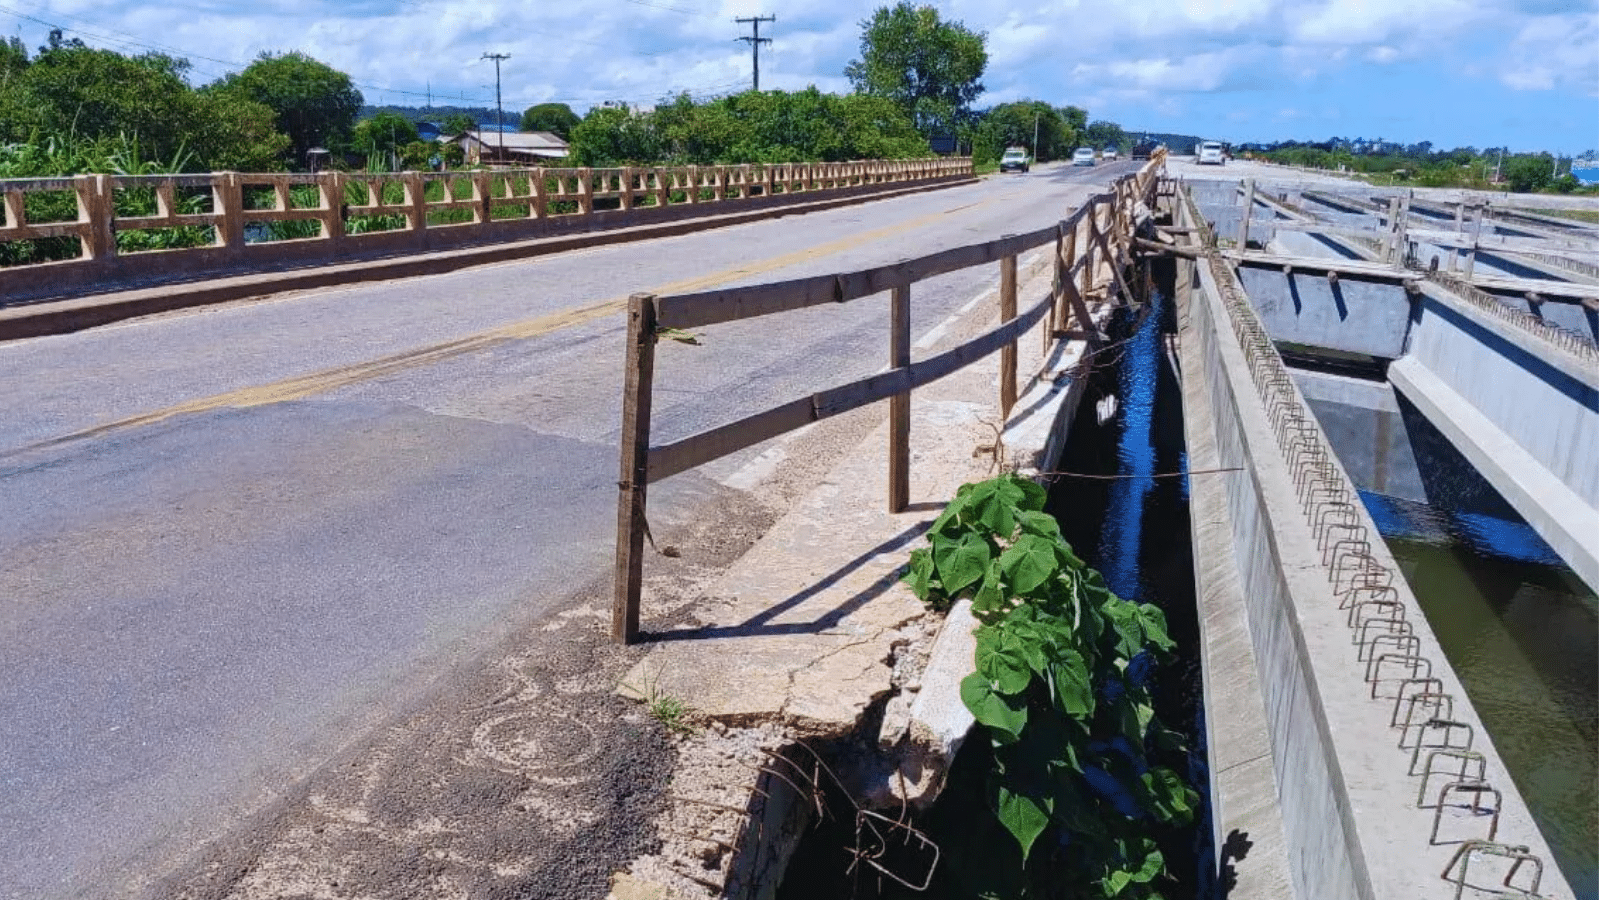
left=439, top=112, right=476, bottom=136
left=209, top=51, right=363, bottom=164
left=519, top=102, right=580, bottom=138
left=2, top=44, right=196, bottom=159
left=844, top=2, right=986, bottom=136
left=1083, top=120, right=1125, bottom=151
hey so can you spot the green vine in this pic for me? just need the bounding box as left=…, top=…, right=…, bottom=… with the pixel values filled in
left=904, top=474, right=1197, bottom=899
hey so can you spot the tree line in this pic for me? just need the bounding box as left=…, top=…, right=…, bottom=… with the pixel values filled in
left=1250, top=139, right=1594, bottom=194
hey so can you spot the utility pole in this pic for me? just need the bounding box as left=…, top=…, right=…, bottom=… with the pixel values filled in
left=1032, top=112, right=1040, bottom=162
left=734, top=15, right=774, bottom=92
left=482, top=52, right=510, bottom=162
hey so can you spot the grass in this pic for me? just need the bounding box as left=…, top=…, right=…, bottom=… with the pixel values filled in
left=1515, top=206, right=1600, bottom=223
left=620, top=667, right=698, bottom=736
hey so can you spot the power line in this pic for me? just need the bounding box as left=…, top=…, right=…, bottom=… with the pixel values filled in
left=482, top=52, right=509, bottom=155
left=733, top=14, right=773, bottom=92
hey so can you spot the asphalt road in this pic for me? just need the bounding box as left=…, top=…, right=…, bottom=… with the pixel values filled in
left=0, top=159, right=1139, bottom=899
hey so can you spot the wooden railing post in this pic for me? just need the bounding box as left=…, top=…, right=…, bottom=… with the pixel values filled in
left=1055, top=221, right=1077, bottom=331
left=889, top=283, right=911, bottom=513
left=614, top=292, right=659, bottom=645
left=1081, top=199, right=1098, bottom=300
left=1000, top=250, right=1018, bottom=418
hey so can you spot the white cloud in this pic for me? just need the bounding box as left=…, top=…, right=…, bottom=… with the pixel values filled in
left=1499, top=13, right=1599, bottom=93
left=0, top=0, right=1593, bottom=148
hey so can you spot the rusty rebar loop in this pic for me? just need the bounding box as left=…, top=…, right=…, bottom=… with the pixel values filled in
left=1430, top=781, right=1503, bottom=845
left=1399, top=691, right=1455, bottom=748
left=1410, top=719, right=1477, bottom=775
left=1417, top=749, right=1487, bottom=808
left=1367, top=653, right=1433, bottom=699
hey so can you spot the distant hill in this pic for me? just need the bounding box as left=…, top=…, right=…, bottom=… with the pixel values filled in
left=359, top=104, right=510, bottom=129
left=1127, top=130, right=1207, bottom=153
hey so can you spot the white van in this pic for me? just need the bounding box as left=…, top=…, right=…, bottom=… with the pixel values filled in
left=1197, top=141, right=1225, bottom=165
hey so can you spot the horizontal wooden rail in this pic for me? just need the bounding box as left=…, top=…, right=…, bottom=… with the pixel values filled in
left=655, top=205, right=1101, bottom=330
left=647, top=276, right=1071, bottom=482
left=612, top=152, right=1167, bottom=642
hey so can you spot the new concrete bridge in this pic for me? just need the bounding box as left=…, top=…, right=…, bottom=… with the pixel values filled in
left=0, top=156, right=1592, bottom=899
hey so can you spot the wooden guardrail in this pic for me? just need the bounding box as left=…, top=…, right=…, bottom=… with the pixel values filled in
left=0, top=158, right=971, bottom=303
left=612, top=151, right=1168, bottom=642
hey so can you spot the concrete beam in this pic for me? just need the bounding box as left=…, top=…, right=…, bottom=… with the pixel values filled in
left=1389, top=356, right=1599, bottom=591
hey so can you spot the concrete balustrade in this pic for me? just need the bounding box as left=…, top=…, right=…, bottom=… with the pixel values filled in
left=0, top=158, right=972, bottom=304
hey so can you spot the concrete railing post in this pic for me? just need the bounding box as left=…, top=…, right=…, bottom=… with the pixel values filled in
left=402, top=171, right=426, bottom=236
left=214, top=172, right=244, bottom=255
left=578, top=168, right=594, bottom=215
left=620, top=167, right=635, bottom=211
left=75, top=174, right=115, bottom=263
left=320, top=171, right=346, bottom=248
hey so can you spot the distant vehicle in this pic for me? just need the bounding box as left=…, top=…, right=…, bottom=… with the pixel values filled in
left=1103, top=147, right=1118, bottom=161
left=1072, top=147, right=1096, bottom=166
left=1197, top=141, right=1226, bottom=165
left=999, top=147, right=1030, bottom=173
left=1132, top=140, right=1160, bottom=160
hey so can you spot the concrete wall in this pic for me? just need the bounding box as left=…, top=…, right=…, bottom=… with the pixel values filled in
left=1291, top=371, right=1425, bottom=502
left=1176, top=223, right=1571, bottom=899
left=1239, top=267, right=1412, bottom=358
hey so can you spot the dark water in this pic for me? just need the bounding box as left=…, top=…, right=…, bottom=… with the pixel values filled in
left=1043, top=269, right=1211, bottom=896
left=1362, top=492, right=1598, bottom=900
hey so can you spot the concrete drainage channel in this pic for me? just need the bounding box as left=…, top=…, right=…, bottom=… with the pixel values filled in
left=604, top=249, right=1123, bottom=899
left=602, top=254, right=1216, bottom=898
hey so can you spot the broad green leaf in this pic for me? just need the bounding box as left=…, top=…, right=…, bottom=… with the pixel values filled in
left=930, top=490, right=973, bottom=535
left=1016, top=510, right=1062, bottom=540
left=999, top=534, right=1059, bottom=595
left=1106, top=602, right=1145, bottom=658
left=1051, top=652, right=1095, bottom=719
left=972, top=560, right=1005, bottom=614
left=934, top=532, right=991, bottom=595
left=1132, top=840, right=1164, bottom=883
left=1104, top=869, right=1133, bottom=896
left=961, top=672, right=1027, bottom=742
left=976, top=487, right=1017, bottom=537
left=902, top=548, right=935, bottom=599
left=978, top=643, right=1032, bottom=695
left=995, top=783, right=1050, bottom=862
left=1012, top=476, right=1048, bottom=511
left=1137, top=602, right=1177, bottom=652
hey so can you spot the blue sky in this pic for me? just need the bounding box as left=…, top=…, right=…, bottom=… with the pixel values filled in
left=3, top=0, right=1596, bottom=154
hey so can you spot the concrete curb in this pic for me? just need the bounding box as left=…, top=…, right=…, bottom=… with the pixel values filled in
left=0, top=176, right=976, bottom=342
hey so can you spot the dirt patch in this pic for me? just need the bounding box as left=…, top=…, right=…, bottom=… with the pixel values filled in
left=136, top=479, right=779, bottom=900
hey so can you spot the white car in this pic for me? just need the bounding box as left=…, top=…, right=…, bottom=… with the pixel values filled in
left=1197, top=141, right=1225, bottom=165
left=1103, top=147, right=1118, bottom=161
left=1072, top=147, right=1096, bottom=166
left=999, top=147, right=1030, bottom=173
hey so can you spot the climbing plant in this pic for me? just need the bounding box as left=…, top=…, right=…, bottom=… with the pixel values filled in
left=903, top=474, right=1197, bottom=899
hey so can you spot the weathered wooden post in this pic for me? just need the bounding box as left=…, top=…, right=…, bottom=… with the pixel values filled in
left=889, top=283, right=911, bottom=513
left=1081, top=199, right=1098, bottom=302
left=614, top=293, right=659, bottom=644
left=1000, top=249, right=1018, bottom=418
left=1055, top=221, right=1077, bottom=332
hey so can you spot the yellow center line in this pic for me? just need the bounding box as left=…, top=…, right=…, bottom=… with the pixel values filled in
left=22, top=192, right=1003, bottom=453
